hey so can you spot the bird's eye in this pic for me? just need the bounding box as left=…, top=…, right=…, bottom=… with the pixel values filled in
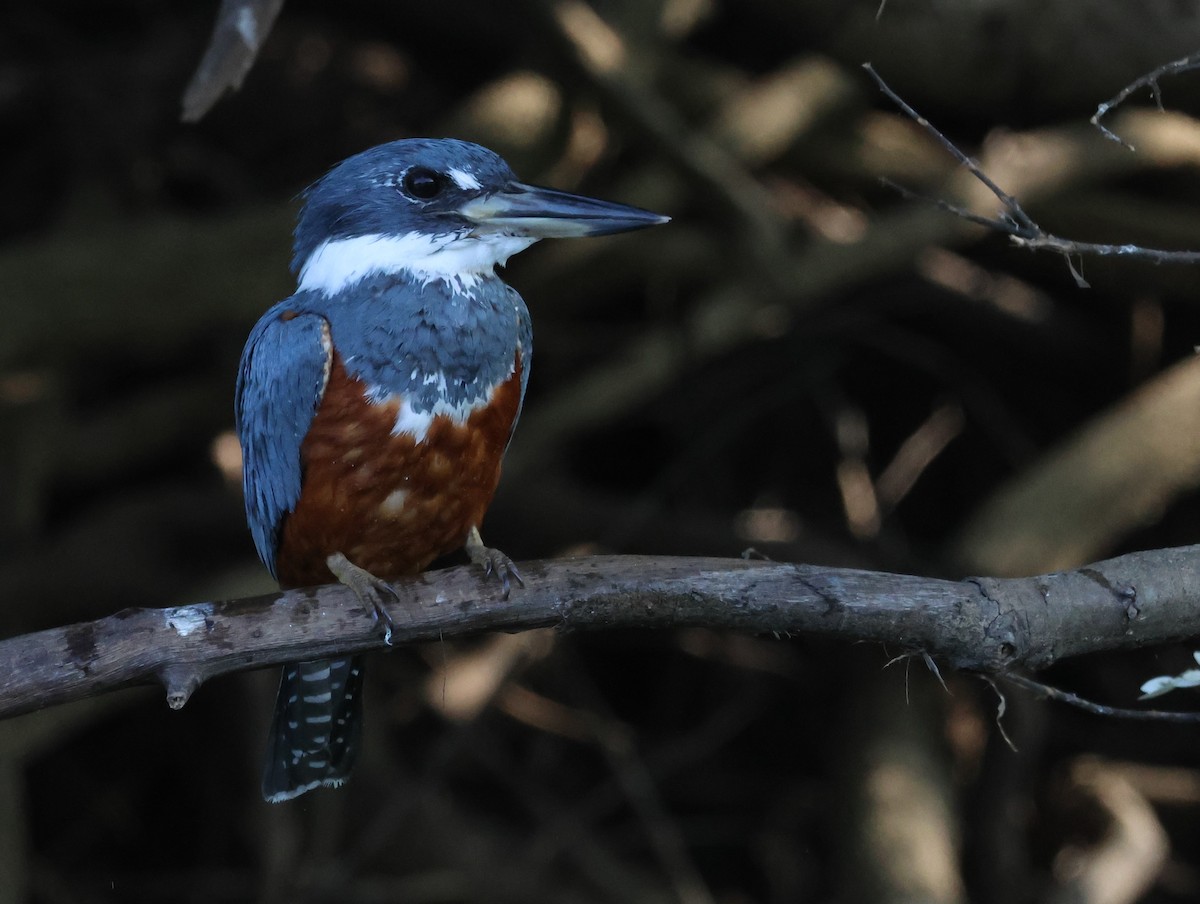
left=401, top=167, right=445, bottom=200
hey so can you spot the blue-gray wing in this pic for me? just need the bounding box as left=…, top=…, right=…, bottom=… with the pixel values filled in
left=235, top=302, right=331, bottom=579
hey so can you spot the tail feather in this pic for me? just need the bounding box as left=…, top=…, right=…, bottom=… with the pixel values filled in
left=261, top=656, right=365, bottom=802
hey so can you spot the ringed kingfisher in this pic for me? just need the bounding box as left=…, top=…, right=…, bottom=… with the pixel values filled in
left=235, top=138, right=668, bottom=802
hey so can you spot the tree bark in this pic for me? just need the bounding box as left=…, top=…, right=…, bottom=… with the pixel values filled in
left=1, top=546, right=1198, bottom=719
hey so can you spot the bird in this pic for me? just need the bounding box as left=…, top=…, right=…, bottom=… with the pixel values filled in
left=235, top=138, right=668, bottom=802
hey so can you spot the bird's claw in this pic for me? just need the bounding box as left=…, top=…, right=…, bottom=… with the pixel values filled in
left=326, top=552, right=398, bottom=645
left=464, top=527, right=523, bottom=600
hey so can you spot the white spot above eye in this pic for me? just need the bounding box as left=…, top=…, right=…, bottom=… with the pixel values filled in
left=298, top=231, right=538, bottom=296
left=448, top=168, right=482, bottom=190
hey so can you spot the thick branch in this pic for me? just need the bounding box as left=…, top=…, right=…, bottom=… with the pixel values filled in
left=3, top=548, right=1200, bottom=719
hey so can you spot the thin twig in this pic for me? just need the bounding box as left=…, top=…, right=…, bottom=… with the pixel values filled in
left=863, top=62, right=1200, bottom=283
left=1092, top=50, right=1200, bottom=150
left=863, top=63, right=1037, bottom=232
left=981, top=676, right=1018, bottom=752
left=1002, top=672, right=1200, bottom=724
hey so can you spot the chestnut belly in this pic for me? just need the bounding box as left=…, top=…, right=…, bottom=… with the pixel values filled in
left=275, top=353, right=523, bottom=588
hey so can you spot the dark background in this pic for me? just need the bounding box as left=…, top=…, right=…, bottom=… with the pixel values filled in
left=4, top=1, right=1200, bottom=901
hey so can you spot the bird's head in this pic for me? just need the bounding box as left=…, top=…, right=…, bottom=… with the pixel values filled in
left=292, top=138, right=668, bottom=295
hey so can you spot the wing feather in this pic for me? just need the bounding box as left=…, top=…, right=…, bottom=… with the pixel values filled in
left=235, top=303, right=332, bottom=578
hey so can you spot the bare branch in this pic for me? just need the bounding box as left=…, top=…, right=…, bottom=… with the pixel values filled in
left=181, top=0, right=285, bottom=122
left=3, top=548, right=1200, bottom=720
left=863, top=63, right=1200, bottom=281
left=862, top=65, right=1036, bottom=230
left=1000, top=673, right=1200, bottom=724
left=1092, top=50, right=1200, bottom=149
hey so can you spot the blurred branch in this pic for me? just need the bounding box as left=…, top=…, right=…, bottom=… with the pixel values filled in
left=182, top=0, right=285, bottom=122
left=952, top=355, right=1200, bottom=576
left=538, top=0, right=785, bottom=248
left=513, top=92, right=1200, bottom=487
left=837, top=669, right=965, bottom=904
left=1046, top=758, right=1169, bottom=904
left=0, top=207, right=290, bottom=369
left=4, top=547, right=1200, bottom=720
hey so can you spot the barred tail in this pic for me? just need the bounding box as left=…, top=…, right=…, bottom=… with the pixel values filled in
left=261, top=656, right=365, bottom=803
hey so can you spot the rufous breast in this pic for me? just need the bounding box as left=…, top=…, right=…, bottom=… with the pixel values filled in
left=274, top=352, right=523, bottom=588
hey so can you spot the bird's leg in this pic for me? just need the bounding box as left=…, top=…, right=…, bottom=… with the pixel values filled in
left=464, top=525, right=524, bottom=599
left=326, top=552, right=398, bottom=645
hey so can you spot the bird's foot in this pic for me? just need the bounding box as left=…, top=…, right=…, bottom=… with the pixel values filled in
left=326, top=552, right=398, bottom=645
left=465, top=526, right=524, bottom=600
